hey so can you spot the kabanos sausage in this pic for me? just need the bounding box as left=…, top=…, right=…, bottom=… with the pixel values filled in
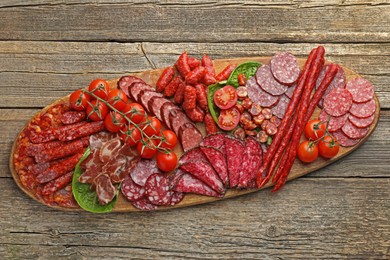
left=204, top=113, right=218, bottom=135
left=195, top=83, right=208, bottom=110
left=60, top=111, right=87, bottom=125
left=176, top=52, right=191, bottom=77
left=182, top=85, right=197, bottom=110
left=201, top=54, right=216, bottom=76
left=164, top=76, right=182, bottom=97
left=185, top=66, right=206, bottom=85
left=156, top=66, right=175, bottom=93
left=188, top=57, right=201, bottom=70
left=41, top=171, right=73, bottom=195
left=215, top=64, right=237, bottom=81
left=57, top=121, right=105, bottom=142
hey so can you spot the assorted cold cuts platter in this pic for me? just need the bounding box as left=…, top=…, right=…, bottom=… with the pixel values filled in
left=10, top=47, right=380, bottom=212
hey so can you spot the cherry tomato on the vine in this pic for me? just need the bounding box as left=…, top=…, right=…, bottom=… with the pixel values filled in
left=304, top=119, right=326, bottom=141
left=69, top=90, right=90, bottom=111
left=142, top=116, right=162, bottom=137
left=122, top=103, right=146, bottom=124
left=104, top=111, right=126, bottom=133
left=137, top=138, right=158, bottom=159
left=297, top=140, right=319, bottom=163
left=159, top=130, right=178, bottom=149
left=88, top=79, right=110, bottom=99
left=156, top=151, right=178, bottom=172
left=120, top=124, right=142, bottom=146
left=107, top=89, right=128, bottom=111
left=318, top=135, right=340, bottom=159
left=213, top=85, right=238, bottom=110
left=86, top=100, right=109, bottom=121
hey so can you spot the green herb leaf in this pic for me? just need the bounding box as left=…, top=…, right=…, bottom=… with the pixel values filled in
left=227, top=62, right=261, bottom=87
left=72, top=147, right=118, bottom=213
left=207, top=83, right=225, bottom=124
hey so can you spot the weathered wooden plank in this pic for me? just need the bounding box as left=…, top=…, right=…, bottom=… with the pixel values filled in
left=1, top=109, right=389, bottom=179
left=1, top=41, right=389, bottom=108
left=0, top=178, right=389, bottom=259
left=0, top=1, right=389, bottom=43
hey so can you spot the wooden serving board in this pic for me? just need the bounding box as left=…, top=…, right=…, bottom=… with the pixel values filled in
left=10, top=57, right=381, bottom=212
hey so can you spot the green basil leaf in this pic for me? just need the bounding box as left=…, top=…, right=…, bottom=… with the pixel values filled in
left=72, top=147, right=118, bottom=213
left=227, top=62, right=261, bottom=87
left=207, top=83, right=225, bottom=124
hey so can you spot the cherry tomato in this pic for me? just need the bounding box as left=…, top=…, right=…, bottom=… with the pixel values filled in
left=86, top=100, right=109, bottom=121
left=318, top=135, right=340, bottom=159
left=297, top=140, right=319, bottom=163
left=69, top=90, right=90, bottom=111
left=156, top=151, right=178, bottom=172
left=213, top=85, right=238, bottom=109
left=136, top=139, right=158, bottom=159
left=104, top=111, right=126, bottom=133
left=120, top=124, right=141, bottom=146
left=142, top=116, right=162, bottom=137
left=218, top=107, right=240, bottom=131
left=304, top=119, right=326, bottom=141
left=159, top=130, right=178, bottom=149
left=122, top=103, right=146, bottom=124
left=107, top=89, right=128, bottom=111
left=88, top=79, right=110, bottom=99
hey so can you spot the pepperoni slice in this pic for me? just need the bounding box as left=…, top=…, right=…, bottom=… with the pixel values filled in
left=318, top=109, right=349, bottom=132
left=271, top=94, right=290, bottom=119
left=341, top=120, right=369, bottom=139
left=332, top=130, right=360, bottom=147
left=121, top=175, right=145, bottom=202
left=349, top=99, right=376, bottom=118
left=324, top=88, right=353, bottom=117
left=348, top=113, right=375, bottom=128
left=144, top=173, right=175, bottom=206
left=270, top=52, right=300, bottom=86
left=345, top=78, right=374, bottom=103
left=246, top=77, right=280, bottom=108
left=256, top=64, right=288, bottom=95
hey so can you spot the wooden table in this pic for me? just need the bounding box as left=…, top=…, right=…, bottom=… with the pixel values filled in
left=1, top=1, right=389, bottom=258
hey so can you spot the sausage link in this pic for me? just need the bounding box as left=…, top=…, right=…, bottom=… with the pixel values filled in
left=42, top=171, right=73, bottom=195
left=201, top=54, right=216, bottom=76
left=57, top=121, right=104, bottom=142
left=182, top=85, right=197, bottom=110
left=188, top=57, right=201, bottom=70
left=174, top=80, right=186, bottom=104
left=195, top=83, right=208, bottom=110
left=164, top=76, right=182, bottom=97
left=185, top=106, right=205, bottom=123
left=176, top=52, right=191, bottom=77
left=185, top=66, right=207, bottom=85
left=156, top=66, right=175, bottom=92
left=204, top=113, right=218, bottom=135
left=215, top=64, right=237, bottom=81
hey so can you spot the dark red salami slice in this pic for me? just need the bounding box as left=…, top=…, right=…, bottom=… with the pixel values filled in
left=173, top=172, right=222, bottom=197
left=324, top=88, right=353, bottom=117
left=130, top=82, right=152, bottom=102
left=238, top=137, right=263, bottom=189
left=349, top=99, right=376, bottom=118
left=131, top=159, right=160, bottom=187
left=180, top=161, right=225, bottom=194
left=161, top=102, right=179, bottom=130
left=139, top=90, right=163, bottom=113
left=169, top=109, right=191, bottom=135
left=60, top=111, right=87, bottom=125
left=284, top=83, right=296, bottom=99
left=132, top=198, right=158, bottom=211
left=256, top=64, right=288, bottom=95
left=271, top=94, right=290, bottom=119
left=316, top=63, right=346, bottom=96
left=179, top=147, right=207, bottom=165
left=341, top=120, right=369, bottom=139
left=348, top=113, right=375, bottom=128
left=121, top=175, right=145, bottom=202
left=169, top=191, right=184, bottom=206
left=332, top=130, right=360, bottom=147
left=144, top=173, right=175, bottom=206
left=270, top=52, right=300, bottom=86
left=319, top=109, right=348, bottom=132
left=200, top=146, right=229, bottom=186
left=148, top=96, right=171, bottom=122
left=345, top=78, right=374, bottom=103
left=224, top=135, right=245, bottom=188
left=200, top=133, right=226, bottom=152
left=118, top=76, right=146, bottom=98
left=179, top=123, right=203, bottom=152
left=246, top=77, right=280, bottom=108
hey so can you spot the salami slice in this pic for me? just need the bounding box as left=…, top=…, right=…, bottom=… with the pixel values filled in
left=332, top=130, right=360, bottom=147
left=345, top=78, right=374, bottom=103
left=341, top=120, right=369, bottom=139
left=144, top=173, right=175, bottom=206
left=271, top=94, right=290, bottom=119
left=178, top=123, right=203, bottom=152
left=318, top=109, right=349, bottom=132
left=179, top=147, right=207, bottom=165
left=169, top=109, right=191, bottom=135
left=256, top=64, right=288, bottom=95
left=224, top=135, right=245, bottom=188
left=129, top=82, right=152, bottom=102
left=270, top=52, right=300, bottom=86
left=200, top=146, right=229, bottom=186
left=132, top=198, right=158, bottom=211
left=161, top=102, right=179, bottom=130
left=237, top=137, right=263, bottom=189
left=246, top=77, right=280, bottom=108
left=169, top=191, right=184, bottom=206
left=316, top=64, right=346, bottom=95
left=180, top=161, right=225, bottom=194
left=121, top=175, right=145, bottom=202
left=200, top=133, right=226, bottom=152
left=323, top=88, right=353, bottom=117
left=130, top=159, right=160, bottom=187
left=139, top=90, right=163, bottom=113
left=148, top=96, right=171, bottom=122
left=173, top=172, right=222, bottom=197
left=349, top=99, right=376, bottom=118
left=348, top=113, right=375, bottom=128
left=118, top=76, right=146, bottom=98
left=284, top=83, right=296, bottom=99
